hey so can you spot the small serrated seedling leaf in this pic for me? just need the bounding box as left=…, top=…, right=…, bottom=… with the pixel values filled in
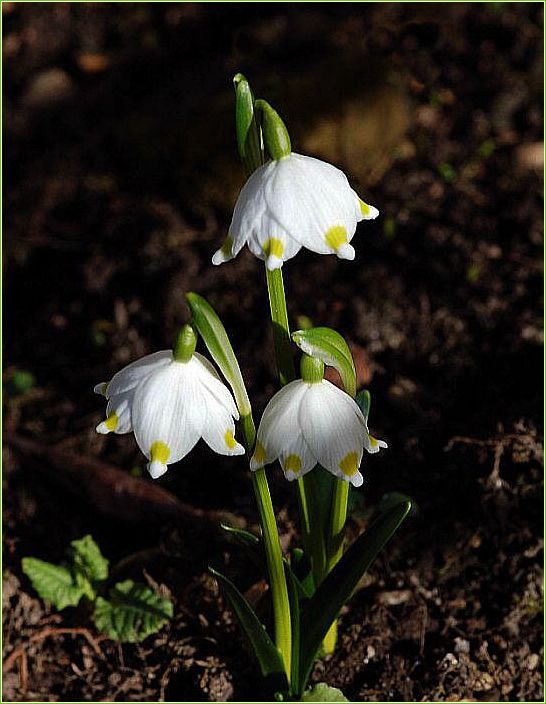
left=22, top=557, right=84, bottom=610
left=71, top=535, right=109, bottom=583
left=93, top=580, right=173, bottom=643
left=70, top=535, right=109, bottom=601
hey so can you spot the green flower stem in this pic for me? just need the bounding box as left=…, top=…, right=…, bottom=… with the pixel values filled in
left=238, top=409, right=292, bottom=680
left=264, top=267, right=327, bottom=595
left=252, top=468, right=292, bottom=679
left=232, top=83, right=292, bottom=683
left=302, top=472, right=328, bottom=588
left=328, top=479, right=350, bottom=569
left=323, top=478, right=350, bottom=653
left=265, top=267, right=295, bottom=386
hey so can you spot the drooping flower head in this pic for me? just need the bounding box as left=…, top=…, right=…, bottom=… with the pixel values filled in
left=94, top=325, right=244, bottom=478
left=213, top=101, right=378, bottom=271
left=251, top=355, right=386, bottom=487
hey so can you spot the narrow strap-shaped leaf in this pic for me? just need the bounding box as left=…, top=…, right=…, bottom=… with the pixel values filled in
left=297, top=499, right=411, bottom=695
left=186, top=292, right=252, bottom=417
left=220, top=528, right=313, bottom=603
left=356, top=389, right=371, bottom=422
left=290, top=548, right=315, bottom=599
left=284, top=563, right=301, bottom=690
left=375, top=491, right=414, bottom=517
left=220, top=524, right=265, bottom=574
left=220, top=523, right=260, bottom=547
left=292, top=327, right=356, bottom=398
left=209, top=567, right=288, bottom=690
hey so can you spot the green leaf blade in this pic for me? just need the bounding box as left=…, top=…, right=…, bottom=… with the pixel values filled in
left=292, top=327, right=356, bottom=397
left=284, top=562, right=301, bottom=689
left=186, top=292, right=252, bottom=417
left=22, top=557, right=84, bottom=610
left=93, top=579, right=173, bottom=643
left=209, top=567, right=288, bottom=690
left=220, top=523, right=261, bottom=548
left=297, top=499, right=411, bottom=695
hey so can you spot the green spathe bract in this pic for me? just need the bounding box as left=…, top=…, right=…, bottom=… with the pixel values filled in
left=186, top=292, right=251, bottom=417
left=254, top=98, right=292, bottom=160
left=292, top=327, right=357, bottom=398
left=234, top=73, right=263, bottom=174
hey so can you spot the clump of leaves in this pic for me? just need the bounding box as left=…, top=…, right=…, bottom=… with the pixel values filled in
left=22, top=535, right=173, bottom=643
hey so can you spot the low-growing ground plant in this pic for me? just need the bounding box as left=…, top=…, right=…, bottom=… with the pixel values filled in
left=23, top=535, right=173, bottom=644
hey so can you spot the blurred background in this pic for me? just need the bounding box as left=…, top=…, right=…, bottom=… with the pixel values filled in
left=3, top=3, right=543, bottom=702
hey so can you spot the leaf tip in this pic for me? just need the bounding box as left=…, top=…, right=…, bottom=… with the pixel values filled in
left=233, top=72, right=247, bottom=87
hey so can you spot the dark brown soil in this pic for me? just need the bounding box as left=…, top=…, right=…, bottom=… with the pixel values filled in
left=3, top=3, right=543, bottom=702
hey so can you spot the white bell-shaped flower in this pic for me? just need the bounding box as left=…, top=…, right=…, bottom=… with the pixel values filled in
left=94, top=327, right=245, bottom=479
left=250, top=357, right=386, bottom=487
left=212, top=152, right=379, bottom=271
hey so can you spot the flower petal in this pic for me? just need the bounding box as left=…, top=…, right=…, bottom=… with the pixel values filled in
left=251, top=380, right=307, bottom=470
left=132, top=362, right=204, bottom=469
left=364, top=434, right=388, bottom=454
left=200, top=392, right=245, bottom=456
left=299, top=380, right=366, bottom=487
left=106, top=350, right=172, bottom=399
left=96, top=391, right=134, bottom=434
left=264, top=153, right=358, bottom=256
left=191, top=353, right=239, bottom=419
left=246, top=217, right=302, bottom=270
left=225, top=162, right=273, bottom=260
left=355, top=195, right=380, bottom=222
left=212, top=234, right=236, bottom=265
left=279, top=434, right=316, bottom=481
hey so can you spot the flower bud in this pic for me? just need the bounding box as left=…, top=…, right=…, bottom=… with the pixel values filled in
left=254, top=99, right=291, bottom=160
